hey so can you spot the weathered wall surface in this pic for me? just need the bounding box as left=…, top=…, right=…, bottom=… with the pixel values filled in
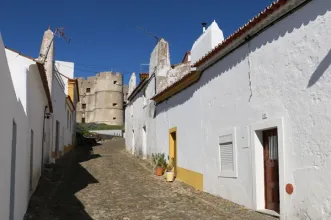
left=154, top=1, right=331, bottom=219
left=77, top=72, right=124, bottom=125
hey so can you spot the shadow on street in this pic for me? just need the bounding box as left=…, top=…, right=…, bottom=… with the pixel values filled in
left=24, top=139, right=101, bottom=220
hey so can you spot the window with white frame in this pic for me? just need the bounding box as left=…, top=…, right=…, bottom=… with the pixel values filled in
left=218, top=128, right=237, bottom=178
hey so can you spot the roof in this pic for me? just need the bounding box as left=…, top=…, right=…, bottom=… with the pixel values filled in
left=127, top=77, right=149, bottom=101
left=6, top=47, right=53, bottom=112
left=127, top=73, right=156, bottom=101
left=66, top=96, right=75, bottom=111
left=182, top=51, right=191, bottom=63
left=151, top=71, right=200, bottom=104
left=152, top=0, right=308, bottom=104
left=193, top=0, right=307, bottom=68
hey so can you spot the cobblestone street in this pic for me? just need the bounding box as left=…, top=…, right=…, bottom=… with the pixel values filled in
left=26, top=139, right=275, bottom=220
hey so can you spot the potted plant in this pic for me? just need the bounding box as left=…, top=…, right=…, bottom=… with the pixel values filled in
left=166, top=158, right=176, bottom=182
left=151, top=153, right=166, bottom=176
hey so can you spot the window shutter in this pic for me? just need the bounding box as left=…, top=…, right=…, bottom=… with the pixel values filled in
left=220, top=142, right=234, bottom=171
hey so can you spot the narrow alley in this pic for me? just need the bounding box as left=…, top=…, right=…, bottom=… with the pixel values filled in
left=25, top=139, right=275, bottom=220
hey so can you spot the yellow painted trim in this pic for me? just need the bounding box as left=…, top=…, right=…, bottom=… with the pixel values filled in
left=51, top=151, right=56, bottom=158
left=177, top=167, right=203, bottom=191
left=169, top=127, right=177, bottom=133
left=169, top=127, right=177, bottom=175
left=153, top=71, right=201, bottom=104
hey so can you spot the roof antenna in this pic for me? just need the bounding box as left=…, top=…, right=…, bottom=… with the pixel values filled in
left=136, top=26, right=162, bottom=44
left=39, top=27, right=71, bottom=63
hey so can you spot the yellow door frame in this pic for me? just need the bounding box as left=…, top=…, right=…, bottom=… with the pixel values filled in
left=169, top=127, right=177, bottom=175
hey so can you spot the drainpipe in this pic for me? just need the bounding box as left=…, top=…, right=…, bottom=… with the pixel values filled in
left=41, top=106, right=49, bottom=170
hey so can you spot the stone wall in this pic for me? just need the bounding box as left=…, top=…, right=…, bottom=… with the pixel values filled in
left=76, top=72, right=126, bottom=126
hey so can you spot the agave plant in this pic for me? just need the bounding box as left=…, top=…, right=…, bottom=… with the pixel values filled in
left=151, top=153, right=167, bottom=169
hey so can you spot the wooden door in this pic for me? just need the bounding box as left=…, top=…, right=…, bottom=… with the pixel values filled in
left=263, top=128, right=280, bottom=213
left=169, top=128, right=177, bottom=175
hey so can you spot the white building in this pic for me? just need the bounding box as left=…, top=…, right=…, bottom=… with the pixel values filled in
left=126, top=0, right=331, bottom=219
left=0, top=27, right=79, bottom=220
left=0, top=34, right=53, bottom=220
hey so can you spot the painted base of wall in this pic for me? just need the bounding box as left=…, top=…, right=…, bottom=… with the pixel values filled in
left=177, top=167, right=203, bottom=191
left=64, top=144, right=73, bottom=154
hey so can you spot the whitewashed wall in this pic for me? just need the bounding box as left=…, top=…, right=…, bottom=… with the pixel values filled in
left=2, top=41, right=50, bottom=220
left=51, top=72, right=67, bottom=158
left=125, top=77, right=156, bottom=159
left=155, top=1, right=331, bottom=219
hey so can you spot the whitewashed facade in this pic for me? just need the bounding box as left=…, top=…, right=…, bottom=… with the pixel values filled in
left=0, top=35, right=52, bottom=220
left=125, top=0, right=331, bottom=219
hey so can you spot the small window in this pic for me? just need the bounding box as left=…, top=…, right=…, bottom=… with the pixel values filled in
left=113, top=103, right=118, bottom=106
left=82, top=104, right=86, bottom=109
left=218, top=128, right=237, bottom=178
left=82, top=118, right=85, bottom=123
left=86, top=88, right=90, bottom=93
left=114, top=81, right=117, bottom=84
left=113, top=117, right=116, bottom=120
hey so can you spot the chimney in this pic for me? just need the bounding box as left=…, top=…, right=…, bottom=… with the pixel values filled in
left=202, top=22, right=207, bottom=33
left=139, top=73, right=149, bottom=81
left=38, top=28, right=54, bottom=94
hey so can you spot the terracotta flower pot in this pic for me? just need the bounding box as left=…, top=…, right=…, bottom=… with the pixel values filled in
left=155, top=167, right=163, bottom=176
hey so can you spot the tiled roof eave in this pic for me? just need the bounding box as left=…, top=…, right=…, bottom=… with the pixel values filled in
left=193, top=0, right=309, bottom=69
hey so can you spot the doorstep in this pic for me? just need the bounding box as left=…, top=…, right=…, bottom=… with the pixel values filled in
left=257, top=209, right=280, bottom=218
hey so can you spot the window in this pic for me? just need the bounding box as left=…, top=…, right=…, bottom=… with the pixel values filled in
left=82, top=104, right=86, bottom=109
left=113, top=103, right=118, bottom=106
left=82, top=118, right=85, bottom=123
left=86, top=88, right=90, bottom=93
left=113, top=117, right=116, bottom=120
left=114, top=81, right=117, bottom=84
left=218, top=128, right=237, bottom=178
left=67, top=110, right=69, bottom=129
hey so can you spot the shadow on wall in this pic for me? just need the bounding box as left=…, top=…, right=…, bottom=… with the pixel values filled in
left=307, top=49, right=331, bottom=87
left=156, top=1, right=331, bottom=115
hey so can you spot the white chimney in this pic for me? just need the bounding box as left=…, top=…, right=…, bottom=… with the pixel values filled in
left=202, top=22, right=207, bottom=33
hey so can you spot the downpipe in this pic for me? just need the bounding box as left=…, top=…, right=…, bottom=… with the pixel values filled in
left=41, top=106, right=51, bottom=170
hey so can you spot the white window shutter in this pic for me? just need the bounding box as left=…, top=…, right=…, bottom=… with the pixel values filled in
left=220, top=142, right=234, bottom=171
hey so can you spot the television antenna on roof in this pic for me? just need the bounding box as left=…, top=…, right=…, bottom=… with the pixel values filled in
left=136, top=26, right=162, bottom=43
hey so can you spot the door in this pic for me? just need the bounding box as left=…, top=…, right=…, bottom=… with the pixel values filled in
left=29, top=130, right=34, bottom=192
left=169, top=128, right=177, bottom=175
left=263, top=128, right=280, bottom=213
left=142, top=126, right=147, bottom=159
left=9, top=120, right=17, bottom=220
left=55, top=121, right=60, bottom=157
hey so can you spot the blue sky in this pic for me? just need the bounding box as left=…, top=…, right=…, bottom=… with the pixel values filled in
left=1, top=0, right=273, bottom=84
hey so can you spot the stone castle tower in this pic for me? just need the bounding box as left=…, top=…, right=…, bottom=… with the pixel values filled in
left=76, top=72, right=127, bottom=126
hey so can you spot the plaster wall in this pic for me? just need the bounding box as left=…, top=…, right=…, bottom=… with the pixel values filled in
left=125, top=77, right=156, bottom=159
left=56, top=60, right=74, bottom=95
left=51, top=72, right=68, bottom=157
left=191, top=21, right=224, bottom=65
left=153, top=1, right=331, bottom=219
left=2, top=44, right=50, bottom=220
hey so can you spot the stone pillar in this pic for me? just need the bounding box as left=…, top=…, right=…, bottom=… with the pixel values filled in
left=38, top=27, right=54, bottom=94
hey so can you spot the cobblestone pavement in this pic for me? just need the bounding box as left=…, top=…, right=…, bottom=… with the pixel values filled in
left=26, top=138, right=276, bottom=220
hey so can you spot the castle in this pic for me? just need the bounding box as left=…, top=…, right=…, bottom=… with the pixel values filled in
left=76, top=71, right=128, bottom=126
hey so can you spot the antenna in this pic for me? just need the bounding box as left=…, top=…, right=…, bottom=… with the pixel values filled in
left=39, top=27, right=71, bottom=63
left=54, top=27, right=71, bottom=43
left=136, top=26, right=162, bottom=43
